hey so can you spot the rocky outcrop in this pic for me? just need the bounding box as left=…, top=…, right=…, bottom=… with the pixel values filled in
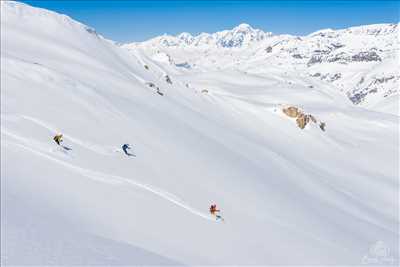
left=347, top=74, right=399, bottom=104
left=145, top=82, right=156, bottom=88
left=309, top=72, right=341, bottom=82
left=156, top=88, right=164, bottom=96
left=307, top=55, right=323, bottom=66
left=351, top=51, right=381, bottom=62
left=327, top=52, right=350, bottom=64
left=308, top=49, right=382, bottom=66
left=145, top=82, right=164, bottom=96
left=282, top=106, right=324, bottom=131
left=330, top=42, right=345, bottom=49
left=292, top=54, right=304, bottom=59
left=282, top=106, right=300, bottom=118
left=296, top=113, right=309, bottom=129
left=165, top=75, right=172, bottom=84
left=328, top=73, right=342, bottom=82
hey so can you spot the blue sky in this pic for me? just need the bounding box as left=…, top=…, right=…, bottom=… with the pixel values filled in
left=20, top=0, right=399, bottom=43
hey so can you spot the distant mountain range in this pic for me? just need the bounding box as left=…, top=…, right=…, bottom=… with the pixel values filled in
left=123, top=23, right=399, bottom=111
left=143, top=23, right=273, bottom=48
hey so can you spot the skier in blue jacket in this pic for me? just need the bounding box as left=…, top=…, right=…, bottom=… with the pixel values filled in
left=122, top=144, right=134, bottom=156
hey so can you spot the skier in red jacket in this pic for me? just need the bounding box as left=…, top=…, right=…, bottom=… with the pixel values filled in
left=210, top=204, right=223, bottom=221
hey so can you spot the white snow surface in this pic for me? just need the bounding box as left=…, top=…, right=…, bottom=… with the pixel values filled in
left=1, top=1, right=399, bottom=265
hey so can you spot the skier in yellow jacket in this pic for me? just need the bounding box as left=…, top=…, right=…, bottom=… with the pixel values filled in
left=53, top=133, right=63, bottom=145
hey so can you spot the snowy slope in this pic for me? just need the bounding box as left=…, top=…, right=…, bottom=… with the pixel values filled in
left=125, top=23, right=399, bottom=114
left=1, top=1, right=399, bottom=265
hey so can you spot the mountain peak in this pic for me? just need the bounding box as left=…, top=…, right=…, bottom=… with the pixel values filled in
left=233, top=23, right=253, bottom=31
left=214, top=23, right=271, bottom=47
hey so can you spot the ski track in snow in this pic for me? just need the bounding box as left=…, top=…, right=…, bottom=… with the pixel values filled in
left=2, top=129, right=217, bottom=222
left=20, top=115, right=117, bottom=156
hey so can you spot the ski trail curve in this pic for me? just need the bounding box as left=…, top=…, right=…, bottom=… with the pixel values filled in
left=3, top=136, right=216, bottom=222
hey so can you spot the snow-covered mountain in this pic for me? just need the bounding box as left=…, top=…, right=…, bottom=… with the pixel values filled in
left=132, top=23, right=273, bottom=48
left=1, top=1, right=399, bottom=265
left=124, top=23, right=399, bottom=114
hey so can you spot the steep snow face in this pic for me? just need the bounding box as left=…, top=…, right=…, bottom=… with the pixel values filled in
left=2, top=1, right=399, bottom=266
left=125, top=23, right=399, bottom=114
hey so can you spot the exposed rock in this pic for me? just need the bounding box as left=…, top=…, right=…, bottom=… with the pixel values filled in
left=331, top=42, right=345, bottom=49
left=145, top=82, right=156, bottom=88
left=315, top=72, right=342, bottom=82
left=307, top=55, right=323, bottom=66
left=156, top=88, right=164, bottom=96
left=282, top=106, right=300, bottom=118
left=383, top=89, right=397, bottom=97
left=144, top=64, right=149, bottom=70
left=328, top=73, right=342, bottom=82
left=313, top=49, right=331, bottom=54
left=319, top=122, right=326, bottom=131
left=351, top=51, right=381, bottom=62
left=308, top=49, right=381, bottom=66
left=292, top=54, right=303, bottom=59
left=85, top=27, right=98, bottom=36
left=201, top=89, right=209, bottom=94
left=347, top=75, right=399, bottom=104
left=145, top=82, right=163, bottom=96
left=165, top=75, right=172, bottom=84
left=327, top=52, right=350, bottom=63
left=265, top=46, right=272, bottom=53
left=296, top=113, right=309, bottom=129
left=282, top=106, right=323, bottom=130
left=347, top=91, right=367, bottom=104
left=374, top=75, right=395, bottom=84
